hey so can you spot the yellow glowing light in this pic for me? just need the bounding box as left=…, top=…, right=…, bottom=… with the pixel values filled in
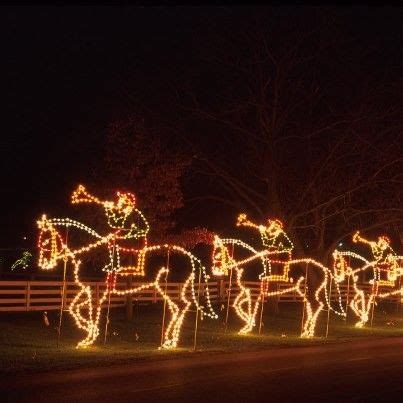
left=237, top=214, right=293, bottom=282
left=38, top=185, right=217, bottom=349
left=214, top=214, right=346, bottom=338
left=335, top=231, right=402, bottom=328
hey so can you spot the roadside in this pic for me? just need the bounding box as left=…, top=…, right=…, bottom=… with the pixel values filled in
left=2, top=337, right=403, bottom=402
left=0, top=304, right=402, bottom=376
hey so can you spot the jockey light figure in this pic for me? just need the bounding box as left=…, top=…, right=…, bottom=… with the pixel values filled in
left=237, top=213, right=293, bottom=282
left=72, top=184, right=150, bottom=277
left=353, top=231, right=398, bottom=286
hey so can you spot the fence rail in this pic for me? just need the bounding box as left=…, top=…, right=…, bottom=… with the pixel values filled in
left=0, top=280, right=400, bottom=312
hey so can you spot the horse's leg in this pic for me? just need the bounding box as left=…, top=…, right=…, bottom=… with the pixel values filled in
left=67, top=260, right=97, bottom=347
left=362, top=293, right=374, bottom=327
left=351, top=288, right=369, bottom=328
left=74, top=285, right=98, bottom=348
left=296, top=276, right=322, bottom=338
left=161, top=297, right=180, bottom=349
left=167, top=275, right=193, bottom=349
left=300, top=294, right=314, bottom=338
left=233, top=270, right=255, bottom=334
left=238, top=292, right=256, bottom=334
left=301, top=275, right=327, bottom=338
left=250, top=293, right=262, bottom=332
left=69, top=285, right=90, bottom=331
left=301, top=299, right=324, bottom=338
left=233, top=289, right=249, bottom=324
left=87, top=289, right=109, bottom=346
left=154, top=268, right=181, bottom=349
left=69, top=279, right=105, bottom=348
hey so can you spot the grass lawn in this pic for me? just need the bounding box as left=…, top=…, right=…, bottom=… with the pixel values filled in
left=1, top=301, right=402, bottom=375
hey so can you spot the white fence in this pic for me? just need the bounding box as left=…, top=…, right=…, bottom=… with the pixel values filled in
left=0, top=280, right=400, bottom=312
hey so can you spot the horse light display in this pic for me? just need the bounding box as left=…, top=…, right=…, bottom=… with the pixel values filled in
left=334, top=232, right=403, bottom=328
left=212, top=214, right=346, bottom=337
left=37, top=185, right=217, bottom=349
left=37, top=185, right=401, bottom=347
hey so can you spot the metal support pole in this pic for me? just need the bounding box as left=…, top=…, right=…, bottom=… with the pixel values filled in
left=57, top=227, right=69, bottom=348
left=104, top=240, right=115, bottom=345
left=160, top=249, right=170, bottom=348
left=225, top=267, right=233, bottom=332
left=370, top=282, right=378, bottom=327
left=325, top=276, right=333, bottom=338
left=301, top=262, right=308, bottom=334
left=224, top=243, right=234, bottom=332
left=345, top=274, right=351, bottom=324
left=193, top=265, right=202, bottom=351
left=397, top=275, right=402, bottom=313
left=258, top=287, right=265, bottom=335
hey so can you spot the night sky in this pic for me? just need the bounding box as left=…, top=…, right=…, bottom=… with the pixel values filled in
left=2, top=6, right=198, bottom=246
left=1, top=6, right=402, bottom=249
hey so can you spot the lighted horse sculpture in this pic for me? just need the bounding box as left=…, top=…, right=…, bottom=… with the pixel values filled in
left=334, top=231, right=403, bottom=328
left=211, top=214, right=346, bottom=337
left=37, top=185, right=217, bottom=349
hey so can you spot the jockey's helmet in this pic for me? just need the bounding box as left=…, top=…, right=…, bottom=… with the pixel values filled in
left=267, top=218, right=283, bottom=233
left=377, top=235, right=390, bottom=249
left=116, top=191, right=136, bottom=213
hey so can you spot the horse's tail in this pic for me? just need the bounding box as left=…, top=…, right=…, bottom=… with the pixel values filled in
left=191, top=257, right=218, bottom=319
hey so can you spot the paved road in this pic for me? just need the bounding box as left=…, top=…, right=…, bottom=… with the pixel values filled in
left=1, top=338, right=403, bottom=402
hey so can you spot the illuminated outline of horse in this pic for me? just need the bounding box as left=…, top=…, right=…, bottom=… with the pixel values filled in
left=333, top=250, right=403, bottom=328
left=37, top=185, right=218, bottom=349
left=211, top=232, right=346, bottom=338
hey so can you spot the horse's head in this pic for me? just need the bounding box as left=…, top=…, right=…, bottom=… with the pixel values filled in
left=332, top=250, right=349, bottom=283
left=211, top=235, right=233, bottom=277
left=37, top=215, right=64, bottom=270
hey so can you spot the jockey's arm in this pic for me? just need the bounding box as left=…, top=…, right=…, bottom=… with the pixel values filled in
left=276, top=232, right=293, bottom=254
left=236, top=214, right=260, bottom=231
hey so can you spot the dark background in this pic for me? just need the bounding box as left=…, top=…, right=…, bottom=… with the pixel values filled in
left=1, top=6, right=402, bottom=252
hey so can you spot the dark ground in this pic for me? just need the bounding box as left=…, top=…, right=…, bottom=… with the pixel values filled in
left=1, top=337, right=402, bottom=402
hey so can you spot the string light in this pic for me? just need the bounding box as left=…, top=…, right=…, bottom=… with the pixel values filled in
left=36, top=185, right=401, bottom=345
left=353, top=231, right=399, bottom=286
left=37, top=184, right=218, bottom=349
left=213, top=214, right=346, bottom=338
left=237, top=214, right=293, bottom=282
left=335, top=231, right=403, bottom=327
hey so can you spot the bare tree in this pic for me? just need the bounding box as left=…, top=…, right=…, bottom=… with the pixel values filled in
left=174, top=10, right=402, bottom=262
